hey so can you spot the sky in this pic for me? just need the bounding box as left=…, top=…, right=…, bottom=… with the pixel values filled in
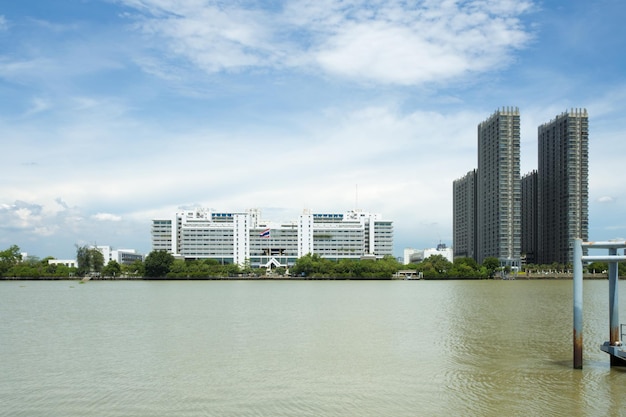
left=1, top=0, right=626, bottom=260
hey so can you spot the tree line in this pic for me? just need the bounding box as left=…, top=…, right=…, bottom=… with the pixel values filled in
left=107, top=251, right=513, bottom=279
left=2, top=244, right=621, bottom=279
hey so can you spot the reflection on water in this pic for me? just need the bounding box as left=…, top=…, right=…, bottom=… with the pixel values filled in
left=0, top=280, right=624, bottom=417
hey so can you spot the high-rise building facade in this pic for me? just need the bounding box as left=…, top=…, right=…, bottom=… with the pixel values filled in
left=453, top=169, right=477, bottom=259
left=521, top=170, right=538, bottom=265
left=151, top=208, right=393, bottom=268
left=453, top=108, right=589, bottom=268
left=476, top=107, right=521, bottom=267
left=537, top=109, right=589, bottom=265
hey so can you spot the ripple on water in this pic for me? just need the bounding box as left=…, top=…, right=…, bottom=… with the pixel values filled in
left=1, top=280, right=624, bottom=417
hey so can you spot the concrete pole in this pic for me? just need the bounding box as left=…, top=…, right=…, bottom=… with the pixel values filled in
left=573, top=238, right=583, bottom=369
left=608, top=248, right=620, bottom=346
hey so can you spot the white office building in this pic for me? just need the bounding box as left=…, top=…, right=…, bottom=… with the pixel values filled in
left=92, top=245, right=144, bottom=266
left=152, top=208, right=393, bottom=268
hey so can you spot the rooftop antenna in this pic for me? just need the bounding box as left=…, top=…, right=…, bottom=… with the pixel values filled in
left=355, top=184, right=358, bottom=210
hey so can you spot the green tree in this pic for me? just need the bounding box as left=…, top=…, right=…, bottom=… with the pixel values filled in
left=76, top=245, right=89, bottom=275
left=123, top=259, right=145, bottom=277
left=168, top=259, right=188, bottom=277
left=291, top=253, right=334, bottom=277
left=223, top=263, right=241, bottom=277
left=91, top=249, right=105, bottom=274
left=102, top=260, right=122, bottom=278
left=75, top=245, right=105, bottom=276
left=416, top=254, right=453, bottom=279
left=450, top=257, right=481, bottom=278
left=587, top=261, right=608, bottom=274
left=0, top=245, right=22, bottom=276
left=240, top=258, right=253, bottom=275
left=482, top=257, right=500, bottom=278
left=144, top=250, right=175, bottom=277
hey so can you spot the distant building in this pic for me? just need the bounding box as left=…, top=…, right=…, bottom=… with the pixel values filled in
left=92, top=246, right=144, bottom=266
left=453, top=169, right=477, bottom=260
left=521, top=170, right=538, bottom=265
left=152, top=208, right=393, bottom=268
left=48, top=259, right=77, bottom=268
left=453, top=108, right=589, bottom=268
left=404, top=243, right=453, bottom=265
left=152, top=220, right=173, bottom=253
left=536, top=109, right=589, bottom=265
left=476, top=107, right=521, bottom=269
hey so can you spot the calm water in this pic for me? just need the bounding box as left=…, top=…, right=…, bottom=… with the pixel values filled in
left=1, top=280, right=625, bottom=417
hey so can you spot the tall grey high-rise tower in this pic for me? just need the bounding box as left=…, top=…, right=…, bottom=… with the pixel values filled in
left=521, top=170, right=538, bottom=265
left=476, top=107, right=521, bottom=267
left=453, top=169, right=477, bottom=260
left=537, top=109, right=589, bottom=265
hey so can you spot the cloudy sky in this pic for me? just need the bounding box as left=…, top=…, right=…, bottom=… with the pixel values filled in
left=1, top=0, right=625, bottom=260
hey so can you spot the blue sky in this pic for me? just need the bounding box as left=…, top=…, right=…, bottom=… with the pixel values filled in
left=1, top=0, right=626, bottom=260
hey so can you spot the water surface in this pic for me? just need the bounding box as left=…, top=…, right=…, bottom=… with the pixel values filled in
left=1, top=280, right=624, bottom=416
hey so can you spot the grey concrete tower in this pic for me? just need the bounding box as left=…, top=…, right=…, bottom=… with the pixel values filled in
left=453, top=169, right=477, bottom=260
left=537, top=109, right=589, bottom=265
left=521, top=170, right=538, bottom=265
left=476, top=107, right=521, bottom=268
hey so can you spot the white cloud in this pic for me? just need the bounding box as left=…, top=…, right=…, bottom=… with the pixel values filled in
left=122, top=0, right=534, bottom=85
left=91, top=213, right=123, bottom=222
left=0, top=201, right=43, bottom=230
left=4, top=0, right=626, bottom=260
left=32, top=225, right=60, bottom=237
left=0, top=99, right=482, bottom=257
left=309, top=1, right=532, bottom=84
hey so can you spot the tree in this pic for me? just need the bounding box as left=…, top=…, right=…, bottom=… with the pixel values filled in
left=122, top=259, right=144, bottom=277
left=168, top=259, right=188, bottom=277
left=91, top=249, right=105, bottom=274
left=450, top=257, right=481, bottom=278
left=416, top=254, right=453, bottom=279
left=75, top=245, right=105, bottom=276
left=240, top=258, right=253, bottom=275
left=587, top=261, right=608, bottom=274
left=76, top=245, right=89, bottom=275
left=482, top=257, right=500, bottom=278
left=144, top=250, right=175, bottom=277
left=102, top=260, right=122, bottom=278
left=0, top=245, right=22, bottom=276
left=291, top=253, right=334, bottom=277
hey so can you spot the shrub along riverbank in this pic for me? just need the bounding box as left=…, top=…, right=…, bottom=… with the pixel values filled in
left=1, top=245, right=620, bottom=280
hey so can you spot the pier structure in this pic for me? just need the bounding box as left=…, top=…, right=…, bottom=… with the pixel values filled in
left=573, top=238, right=626, bottom=369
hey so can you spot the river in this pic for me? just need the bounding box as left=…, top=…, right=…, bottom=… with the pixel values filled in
left=1, top=279, right=624, bottom=416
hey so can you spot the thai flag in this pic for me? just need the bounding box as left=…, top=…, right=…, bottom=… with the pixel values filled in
left=260, top=228, right=270, bottom=238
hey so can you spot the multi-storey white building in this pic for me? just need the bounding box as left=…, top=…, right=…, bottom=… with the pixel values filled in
left=152, top=208, right=393, bottom=268
left=92, top=245, right=144, bottom=266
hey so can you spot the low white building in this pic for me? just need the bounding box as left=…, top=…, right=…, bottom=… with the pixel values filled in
left=404, top=243, right=454, bottom=265
left=48, top=259, right=78, bottom=268
left=92, top=246, right=144, bottom=266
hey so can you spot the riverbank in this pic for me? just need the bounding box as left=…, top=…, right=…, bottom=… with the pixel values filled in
left=0, top=274, right=618, bottom=281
